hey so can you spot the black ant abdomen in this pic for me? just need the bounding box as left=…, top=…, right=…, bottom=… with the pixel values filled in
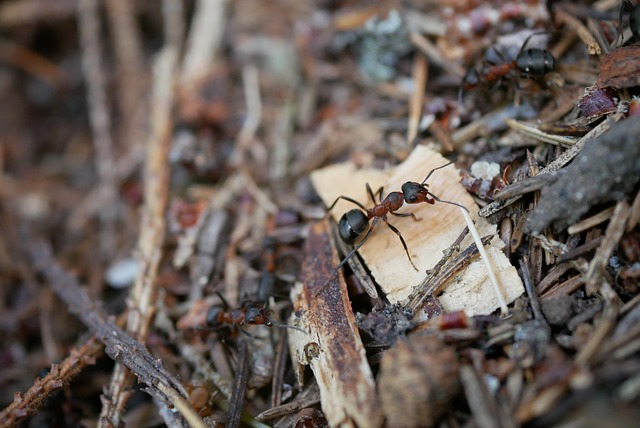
left=515, top=48, right=555, bottom=77
left=460, top=33, right=556, bottom=99
left=205, top=306, right=225, bottom=328
left=338, top=209, right=369, bottom=245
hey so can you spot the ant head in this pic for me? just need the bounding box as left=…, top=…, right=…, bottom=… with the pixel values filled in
left=515, top=48, right=555, bottom=77
left=245, top=304, right=273, bottom=326
left=401, top=181, right=434, bottom=205
left=338, top=209, right=369, bottom=245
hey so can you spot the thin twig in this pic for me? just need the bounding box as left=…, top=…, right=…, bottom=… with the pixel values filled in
left=162, top=0, right=185, bottom=52
left=227, top=340, right=250, bottom=428
left=180, top=0, right=228, bottom=85
left=567, top=206, right=616, bottom=235
left=0, top=337, right=103, bottom=427
left=585, top=200, right=631, bottom=295
left=555, top=8, right=602, bottom=55
left=105, top=0, right=145, bottom=145
left=520, top=257, right=544, bottom=320
left=100, top=46, right=177, bottom=426
left=407, top=54, right=427, bottom=144
left=405, top=233, right=493, bottom=313
left=485, top=112, right=625, bottom=214
left=503, top=118, right=578, bottom=147
left=78, top=0, right=117, bottom=257
left=461, top=208, right=508, bottom=314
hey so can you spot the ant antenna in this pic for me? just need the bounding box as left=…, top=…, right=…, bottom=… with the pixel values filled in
left=420, top=160, right=456, bottom=185
left=273, top=321, right=308, bottom=334
left=429, top=192, right=470, bottom=213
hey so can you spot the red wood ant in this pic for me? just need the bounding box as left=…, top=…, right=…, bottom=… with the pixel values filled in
left=205, top=298, right=306, bottom=335
left=206, top=301, right=273, bottom=328
left=461, top=32, right=556, bottom=95
left=327, top=161, right=468, bottom=272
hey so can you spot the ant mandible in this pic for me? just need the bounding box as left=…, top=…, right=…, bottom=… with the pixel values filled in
left=461, top=32, right=556, bottom=94
left=327, top=161, right=468, bottom=272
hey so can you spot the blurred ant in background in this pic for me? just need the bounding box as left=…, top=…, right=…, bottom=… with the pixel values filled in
left=205, top=293, right=305, bottom=338
left=202, top=210, right=306, bottom=339
left=618, top=0, right=640, bottom=44
left=328, top=161, right=468, bottom=272
left=459, top=32, right=556, bottom=101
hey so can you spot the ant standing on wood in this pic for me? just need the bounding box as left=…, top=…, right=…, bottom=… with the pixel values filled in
left=327, top=161, right=469, bottom=272
left=460, top=32, right=556, bottom=97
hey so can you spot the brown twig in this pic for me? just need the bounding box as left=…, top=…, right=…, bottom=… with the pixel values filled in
left=521, top=257, right=544, bottom=320
left=227, top=340, right=250, bottom=428
left=405, top=234, right=493, bottom=313
left=485, top=112, right=624, bottom=214
left=0, top=337, right=103, bottom=428
left=77, top=0, right=118, bottom=258
left=585, top=200, right=631, bottom=295
left=23, top=238, right=203, bottom=427
left=271, top=331, right=289, bottom=408
left=99, top=47, right=177, bottom=426
left=407, top=54, right=427, bottom=144
left=105, top=0, right=145, bottom=147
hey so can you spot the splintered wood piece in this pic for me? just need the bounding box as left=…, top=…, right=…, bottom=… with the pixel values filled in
left=596, top=45, right=640, bottom=89
left=311, top=145, right=523, bottom=315
left=378, top=335, right=460, bottom=427
left=288, top=219, right=382, bottom=427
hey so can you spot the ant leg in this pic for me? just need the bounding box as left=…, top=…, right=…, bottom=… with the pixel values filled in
left=429, top=192, right=470, bottom=213
left=383, top=220, right=418, bottom=271
left=272, top=321, right=308, bottom=334
left=420, top=160, right=456, bottom=185
left=485, top=46, right=506, bottom=65
left=240, top=329, right=260, bottom=340
left=335, top=218, right=379, bottom=271
left=215, top=291, right=231, bottom=309
left=391, top=211, right=421, bottom=222
left=365, top=183, right=383, bottom=205
left=616, top=0, right=635, bottom=44
left=327, top=195, right=367, bottom=212
left=518, top=30, right=555, bottom=55
left=376, top=187, right=384, bottom=204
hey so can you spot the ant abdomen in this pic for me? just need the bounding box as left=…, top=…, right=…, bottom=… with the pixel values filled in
left=338, top=209, right=369, bottom=245
left=206, top=306, right=224, bottom=327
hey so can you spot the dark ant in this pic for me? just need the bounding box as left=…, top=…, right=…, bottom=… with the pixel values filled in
left=460, top=32, right=556, bottom=97
left=618, top=0, right=640, bottom=43
left=206, top=301, right=273, bottom=328
left=205, top=297, right=306, bottom=335
left=327, top=161, right=469, bottom=272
